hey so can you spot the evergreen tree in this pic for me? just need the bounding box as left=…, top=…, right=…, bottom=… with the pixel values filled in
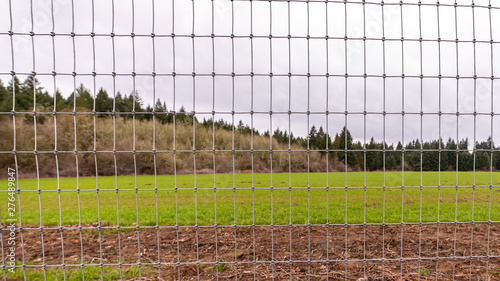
left=67, top=83, right=93, bottom=110
left=338, top=127, right=358, bottom=168
left=315, top=126, right=331, bottom=155
left=289, top=132, right=296, bottom=144
left=366, top=137, right=377, bottom=171
left=3, top=76, right=497, bottom=173
left=307, top=125, right=317, bottom=148
left=422, top=140, right=439, bottom=171
left=175, top=105, right=187, bottom=123
left=494, top=150, right=500, bottom=170
left=474, top=140, right=491, bottom=170
left=95, top=88, right=113, bottom=113
left=457, top=138, right=473, bottom=171
left=112, top=92, right=124, bottom=112
left=395, top=141, right=403, bottom=169
left=385, top=145, right=397, bottom=170
left=437, top=138, right=449, bottom=171
left=118, top=92, right=145, bottom=120
left=405, top=140, right=421, bottom=171
left=21, top=75, right=52, bottom=110
left=54, top=89, right=68, bottom=111
left=7, top=76, right=27, bottom=110
left=331, top=133, right=341, bottom=154
left=0, top=79, right=9, bottom=112
left=273, top=128, right=287, bottom=143
left=155, top=99, right=172, bottom=124
left=144, top=104, right=154, bottom=121
left=445, top=138, right=457, bottom=170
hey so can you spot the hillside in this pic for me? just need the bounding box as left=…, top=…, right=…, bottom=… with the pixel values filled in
left=0, top=76, right=499, bottom=178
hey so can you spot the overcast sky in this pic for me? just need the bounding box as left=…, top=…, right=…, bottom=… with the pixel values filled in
left=1, top=0, right=499, bottom=146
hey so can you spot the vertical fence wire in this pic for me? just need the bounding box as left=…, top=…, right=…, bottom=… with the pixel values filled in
left=452, top=2, right=460, bottom=277
left=0, top=0, right=499, bottom=280
left=399, top=2, right=406, bottom=279
left=469, top=3, right=478, bottom=280
left=110, top=0, right=123, bottom=277
left=486, top=1, right=494, bottom=278
left=435, top=1, right=443, bottom=278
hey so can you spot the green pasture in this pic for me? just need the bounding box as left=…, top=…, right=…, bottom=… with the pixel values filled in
left=1, top=172, right=499, bottom=226
left=5, top=263, right=143, bottom=281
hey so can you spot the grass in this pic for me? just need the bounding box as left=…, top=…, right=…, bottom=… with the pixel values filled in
left=418, top=268, right=430, bottom=277
left=6, top=262, right=143, bottom=281
left=210, top=264, right=228, bottom=272
left=1, top=171, right=499, bottom=226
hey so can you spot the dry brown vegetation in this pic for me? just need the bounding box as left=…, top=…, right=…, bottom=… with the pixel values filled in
left=0, top=115, right=344, bottom=178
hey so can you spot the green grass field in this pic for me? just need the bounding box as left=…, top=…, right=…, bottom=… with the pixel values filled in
left=1, top=172, right=499, bottom=226
left=6, top=263, right=144, bottom=281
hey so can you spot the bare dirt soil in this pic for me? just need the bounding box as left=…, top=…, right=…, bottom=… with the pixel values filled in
left=3, top=223, right=500, bottom=280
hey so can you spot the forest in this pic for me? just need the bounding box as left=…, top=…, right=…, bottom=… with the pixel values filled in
left=0, top=75, right=499, bottom=178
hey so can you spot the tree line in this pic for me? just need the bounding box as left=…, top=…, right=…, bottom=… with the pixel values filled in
left=0, top=75, right=166, bottom=122
left=1, top=75, right=499, bottom=173
left=302, top=126, right=499, bottom=171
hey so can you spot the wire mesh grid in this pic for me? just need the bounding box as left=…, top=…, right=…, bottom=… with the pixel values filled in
left=0, top=0, right=499, bottom=280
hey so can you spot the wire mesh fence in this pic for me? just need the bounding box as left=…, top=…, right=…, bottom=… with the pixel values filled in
left=0, top=0, right=499, bottom=280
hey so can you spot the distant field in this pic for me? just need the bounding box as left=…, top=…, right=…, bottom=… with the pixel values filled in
left=1, top=172, right=499, bottom=226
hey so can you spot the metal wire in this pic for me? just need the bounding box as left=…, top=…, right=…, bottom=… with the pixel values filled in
left=1, top=0, right=498, bottom=280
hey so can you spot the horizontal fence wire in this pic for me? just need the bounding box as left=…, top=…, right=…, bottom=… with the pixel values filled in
left=0, top=0, right=499, bottom=280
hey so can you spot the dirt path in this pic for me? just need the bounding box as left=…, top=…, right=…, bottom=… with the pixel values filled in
left=2, top=223, right=499, bottom=280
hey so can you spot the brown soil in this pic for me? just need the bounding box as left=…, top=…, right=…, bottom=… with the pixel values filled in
left=3, top=223, right=500, bottom=280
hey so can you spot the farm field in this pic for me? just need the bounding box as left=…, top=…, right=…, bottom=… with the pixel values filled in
left=4, top=223, right=500, bottom=280
left=1, top=171, right=500, bottom=280
left=1, top=171, right=499, bottom=226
